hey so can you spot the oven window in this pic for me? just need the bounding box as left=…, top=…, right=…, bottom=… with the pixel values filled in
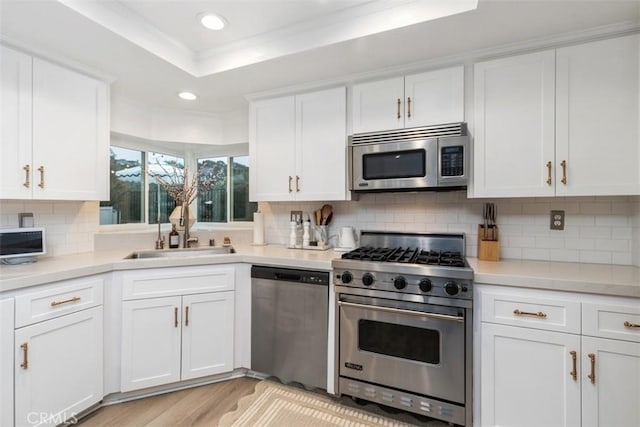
left=363, top=149, right=426, bottom=180
left=358, top=319, right=440, bottom=364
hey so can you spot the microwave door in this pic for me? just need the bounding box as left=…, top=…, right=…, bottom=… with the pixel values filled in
left=351, top=139, right=438, bottom=191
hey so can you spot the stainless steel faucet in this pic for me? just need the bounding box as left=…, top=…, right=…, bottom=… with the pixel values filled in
left=155, top=218, right=165, bottom=249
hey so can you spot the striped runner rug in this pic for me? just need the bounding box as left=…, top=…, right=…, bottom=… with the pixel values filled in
left=219, top=380, right=420, bottom=426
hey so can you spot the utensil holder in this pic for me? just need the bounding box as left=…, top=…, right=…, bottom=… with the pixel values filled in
left=478, top=224, right=500, bottom=262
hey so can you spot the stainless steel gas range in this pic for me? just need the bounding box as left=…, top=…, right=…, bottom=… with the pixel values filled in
left=333, top=231, right=473, bottom=426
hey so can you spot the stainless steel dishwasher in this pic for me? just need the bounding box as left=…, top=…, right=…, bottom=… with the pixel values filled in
left=251, top=265, right=329, bottom=389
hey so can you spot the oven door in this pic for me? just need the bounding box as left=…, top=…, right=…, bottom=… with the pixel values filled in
left=338, top=294, right=466, bottom=403
left=350, top=138, right=438, bottom=191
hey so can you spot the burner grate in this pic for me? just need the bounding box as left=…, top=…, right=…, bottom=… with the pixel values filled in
left=342, top=247, right=465, bottom=267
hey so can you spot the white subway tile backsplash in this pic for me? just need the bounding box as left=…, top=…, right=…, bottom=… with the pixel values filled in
left=261, top=194, right=635, bottom=266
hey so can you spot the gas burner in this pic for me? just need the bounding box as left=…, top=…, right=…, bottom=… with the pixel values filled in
left=342, top=246, right=465, bottom=267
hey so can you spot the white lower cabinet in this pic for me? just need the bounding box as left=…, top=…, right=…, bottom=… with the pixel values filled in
left=1, top=298, right=15, bottom=427
left=481, top=323, right=581, bottom=427
left=479, top=285, right=640, bottom=427
left=119, top=265, right=236, bottom=393
left=14, top=306, right=103, bottom=427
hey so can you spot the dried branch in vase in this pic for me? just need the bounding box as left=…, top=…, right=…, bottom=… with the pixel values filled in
left=148, top=161, right=216, bottom=206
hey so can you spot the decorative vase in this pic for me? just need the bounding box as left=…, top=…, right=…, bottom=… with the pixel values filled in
left=169, top=204, right=195, bottom=231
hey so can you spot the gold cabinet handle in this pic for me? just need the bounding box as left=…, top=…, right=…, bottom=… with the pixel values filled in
left=561, top=160, right=567, bottom=185
left=570, top=350, right=577, bottom=381
left=37, top=165, right=45, bottom=189
left=288, top=176, right=293, bottom=193
left=407, top=97, right=412, bottom=118
left=546, top=161, right=552, bottom=185
left=185, top=306, right=189, bottom=327
left=588, top=353, right=596, bottom=384
left=397, top=98, right=401, bottom=119
left=174, top=307, right=179, bottom=328
left=50, top=296, right=81, bottom=307
left=624, top=321, right=640, bottom=328
left=296, top=175, right=300, bottom=192
left=513, top=309, right=547, bottom=318
left=23, top=165, right=30, bottom=188
left=20, top=342, right=28, bottom=369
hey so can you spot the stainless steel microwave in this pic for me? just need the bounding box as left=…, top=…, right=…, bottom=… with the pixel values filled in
left=349, top=123, right=469, bottom=192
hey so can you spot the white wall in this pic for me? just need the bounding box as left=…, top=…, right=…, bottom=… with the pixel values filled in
left=633, top=196, right=640, bottom=267
left=0, top=200, right=99, bottom=257
left=260, top=193, right=636, bottom=266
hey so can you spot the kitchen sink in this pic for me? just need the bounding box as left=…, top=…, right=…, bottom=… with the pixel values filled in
left=124, top=246, right=235, bottom=259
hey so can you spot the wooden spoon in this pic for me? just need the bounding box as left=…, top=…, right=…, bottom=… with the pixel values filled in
left=321, top=204, right=332, bottom=225
left=314, top=209, right=322, bottom=225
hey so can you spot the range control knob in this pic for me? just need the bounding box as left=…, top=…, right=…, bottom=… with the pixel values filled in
left=393, top=276, right=407, bottom=290
left=340, top=271, right=353, bottom=284
left=419, top=278, right=433, bottom=293
left=444, top=281, right=461, bottom=296
left=362, top=273, right=374, bottom=286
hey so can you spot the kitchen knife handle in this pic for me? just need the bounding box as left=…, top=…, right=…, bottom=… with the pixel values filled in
left=546, top=161, right=552, bottom=185
left=397, top=98, right=401, bottom=119
left=23, top=164, right=30, bottom=188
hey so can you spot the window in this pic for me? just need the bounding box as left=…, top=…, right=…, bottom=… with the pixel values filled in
left=101, top=144, right=255, bottom=226
left=197, top=155, right=257, bottom=223
left=148, top=152, right=183, bottom=224
left=100, top=146, right=145, bottom=225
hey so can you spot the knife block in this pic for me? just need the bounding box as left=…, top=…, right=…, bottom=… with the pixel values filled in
left=478, top=224, right=500, bottom=262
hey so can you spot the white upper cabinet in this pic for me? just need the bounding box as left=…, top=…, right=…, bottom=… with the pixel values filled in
left=0, top=44, right=109, bottom=201
left=0, top=45, right=33, bottom=199
left=351, top=66, right=464, bottom=134
left=555, top=34, right=640, bottom=196
left=473, top=50, right=556, bottom=197
left=473, top=34, right=639, bottom=198
left=249, top=86, right=347, bottom=202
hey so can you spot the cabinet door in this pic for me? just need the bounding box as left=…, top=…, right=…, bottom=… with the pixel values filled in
left=295, top=87, right=347, bottom=201
left=121, top=296, right=182, bottom=392
left=1, top=299, right=14, bottom=427
left=14, top=307, right=103, bottom=427
left=481, top=323, right=581, bottom=427
left=249, top=96, right=296, bottom=201
left=32, top=58, right=108, bottom=200
left=181, top=291, right=235, bottom=380
left=556, top=34, right=640, bottom=196
left=473, top=50, right=556, bottom=197
left=405, top=66, right=464, bottom=128
left=582, top=336, right=640, bottom=427
left=0, top=45, right=33, bottom=199
left=351, top=76, right=404, bottom=133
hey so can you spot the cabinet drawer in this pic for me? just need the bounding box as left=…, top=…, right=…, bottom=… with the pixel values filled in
left=481, top=290, right=580, bottom=334
left=15, top=276, right=103, bottom=328
left=583, top=301, right=640, bottom=343
left=122, top=265, right=235, bottom=300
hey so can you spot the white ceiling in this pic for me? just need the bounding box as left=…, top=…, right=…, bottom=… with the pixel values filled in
left=1, top=0, right=639, bottom=115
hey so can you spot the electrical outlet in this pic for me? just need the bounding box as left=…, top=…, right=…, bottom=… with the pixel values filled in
left=550, top=210, right=565, bottom=230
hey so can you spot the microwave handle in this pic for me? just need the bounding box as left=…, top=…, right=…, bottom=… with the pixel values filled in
left=338, top=300, right=464, bottom=322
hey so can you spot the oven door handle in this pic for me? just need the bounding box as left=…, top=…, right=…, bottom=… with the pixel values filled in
left=338, top=301, right=464, bottom=322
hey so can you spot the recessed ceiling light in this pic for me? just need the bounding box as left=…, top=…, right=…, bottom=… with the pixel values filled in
left=199, top=13, right=226, bottom=31
left=178, top=92, right=197, bottom=101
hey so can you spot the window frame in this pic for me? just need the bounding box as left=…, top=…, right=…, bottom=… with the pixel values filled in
left=99, top=134, right=253, bottom=232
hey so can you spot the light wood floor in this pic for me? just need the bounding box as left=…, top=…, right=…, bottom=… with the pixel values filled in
left=78, top=377, right=259, bottom=427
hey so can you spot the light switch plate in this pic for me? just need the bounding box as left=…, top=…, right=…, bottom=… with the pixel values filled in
left=550, top=210, right=565, bottom=230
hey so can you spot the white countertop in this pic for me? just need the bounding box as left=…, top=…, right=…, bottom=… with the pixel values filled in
left=1, top=245, right=638, bottom=298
